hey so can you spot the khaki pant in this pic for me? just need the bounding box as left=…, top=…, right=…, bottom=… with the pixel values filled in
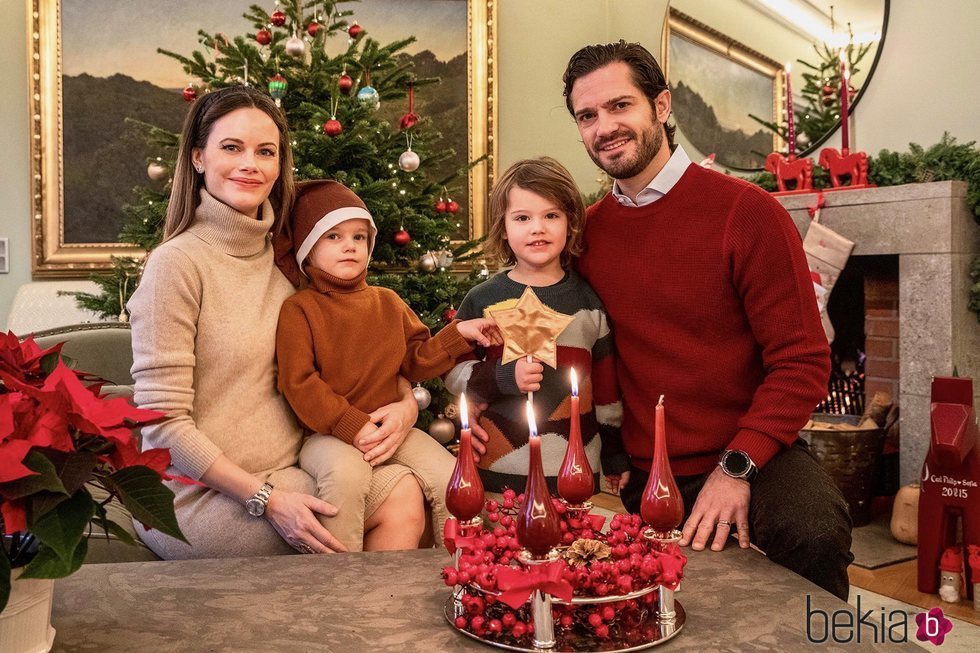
left=300, top=428, right=454, bottom=552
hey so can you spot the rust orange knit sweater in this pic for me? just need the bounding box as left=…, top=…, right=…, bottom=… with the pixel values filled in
left=276, top=266, right=472, bottom=443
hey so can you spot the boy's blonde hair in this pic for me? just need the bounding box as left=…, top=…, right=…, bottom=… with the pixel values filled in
left=484, top=157, right=586, bottom=269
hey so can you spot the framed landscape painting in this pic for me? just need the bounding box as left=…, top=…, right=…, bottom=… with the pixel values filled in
left=28, top=0, right=496, bottom=277
left=662, top=8, right=781, bottom=171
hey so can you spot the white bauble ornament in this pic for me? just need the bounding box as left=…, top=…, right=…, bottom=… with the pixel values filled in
left=357, top=86, right=380, bottom=110
left=412, top=385, right=432, bottom=410
left=398, top=149, right=420, bottom=172
left=147, top=162, right=168, bottom=181
left=285, top=35, right=306, bottom=58
left=417, top=251, right=439, bottom=273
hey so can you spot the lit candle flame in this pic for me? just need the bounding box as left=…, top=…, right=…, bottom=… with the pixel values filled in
left=657, top=394, right=664, bottom=407
left=570, top=367, right=578, bottom=397
left=839, top=50, right=849, bottom=81
left=785, top=62, right=791, bottom=74
left=526, top=400, right=538, bottom=438
left=460, top=393, right=469, bottom=431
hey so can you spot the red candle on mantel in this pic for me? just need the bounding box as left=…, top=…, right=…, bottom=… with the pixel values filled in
left=517, top=400, right=562, bottom=558
left=839, top=50, right=850, bottom=152
left=445, top=394, right=485, bottom=521
left=557, top=368, right=594, bottom=504
left=784, top=62, right=796, bottom=155
left=639, top=396, right=684, bottom=533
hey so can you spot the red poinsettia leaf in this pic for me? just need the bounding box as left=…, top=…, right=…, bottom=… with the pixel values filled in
left=0, top=395, right=13, bottom=440
left=128, top=448, right=198, bottom=485
left=0, top=439, right=34, bottom=483
left=26, top=410, right=73, bottom=452
left=1, top=498, right=27, bottom=534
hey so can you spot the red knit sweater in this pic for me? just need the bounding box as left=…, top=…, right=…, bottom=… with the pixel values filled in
left=577, top=164, right=830, bottom=476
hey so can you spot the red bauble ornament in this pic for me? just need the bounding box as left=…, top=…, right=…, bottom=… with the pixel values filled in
left=821, top=95, right=836, bottom=107
left=182, top=86, right=198, bottom=102
left=348, top=22, right=363, bottom=39
left=821, top=83, right=835, bottom=96
left=446, top=199, right=460, bottom=214
left=442, top=307, right=458, bottom=323
left=323, top=118, right=343, bottom=137
left=306, top=21, right=321, bottom=37
left=400, top=113, right=419, bottom=130
left=434, top=199, right=447, bottom=213
left=255, top=28, right=272, bottom=45
left=338, top=74, right=354, bottom=95
left=270, top=10, right=286, bottom=26
left=393, top=229, right=412, bottom=246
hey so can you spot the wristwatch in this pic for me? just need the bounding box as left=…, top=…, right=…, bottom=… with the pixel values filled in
left=245, top=482, right=274, bottom=517
left=719, top=450, right=758, bottom=483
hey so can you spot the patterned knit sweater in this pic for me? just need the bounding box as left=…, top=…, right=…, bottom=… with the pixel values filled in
left=577, top=163, right=830, bottom=476
left=445, top=270, right=627, bottom=493
left=275, top=266, right=472, bottom=443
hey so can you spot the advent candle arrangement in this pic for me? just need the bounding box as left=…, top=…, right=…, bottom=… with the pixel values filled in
left=516, top=400, right=562, bottom=558
left=839, top=50, right=850, bottom=152
left=784, top=62, right=795, bottom=156
left=445, top=394, right=485, bottom=522
left=557, top=368, right=594, bottom=505
left=639, top=396, right=684, bottom=538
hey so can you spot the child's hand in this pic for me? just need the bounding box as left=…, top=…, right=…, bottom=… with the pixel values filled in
left=515, top=356, right=544, bottom=393
left=351, top=421, right=379, bottom=454
left=456, top=318, right=502, bottom=348
left=605, top=470, right=631, bottom=495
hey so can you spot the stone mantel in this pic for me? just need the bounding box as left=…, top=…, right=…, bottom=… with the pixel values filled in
left=777, top=181, right=980, bottom=484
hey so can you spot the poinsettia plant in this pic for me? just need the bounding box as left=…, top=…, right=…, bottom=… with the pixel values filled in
left=0, top=331, right=189, bottom=611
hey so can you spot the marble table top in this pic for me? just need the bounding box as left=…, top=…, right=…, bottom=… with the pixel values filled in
left=52, top=546, right=921, bottom=652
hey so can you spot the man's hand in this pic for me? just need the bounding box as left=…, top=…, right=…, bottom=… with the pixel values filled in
left=679, top=466, right=751, bottom=552
left=604, top=470, right=630, bottom=494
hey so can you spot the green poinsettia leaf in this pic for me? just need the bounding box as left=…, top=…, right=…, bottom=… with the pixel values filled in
left=107, top=466, right=187, bottom=544
left=44, top=450, right=100, bottom=496
left=0, top=549, right=11, bottom=612
left=24, top=490, right=95, bottom=571
left=19, top=537, right=88, bottom=580
left=92, top=504, right=137, bottom=546
left=39, top=351, right=62, bottom=375
left=0, top=450, right=68, bottom=499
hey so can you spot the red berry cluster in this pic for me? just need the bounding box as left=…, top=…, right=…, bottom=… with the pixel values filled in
left=441, top=489, right=687, bottom=644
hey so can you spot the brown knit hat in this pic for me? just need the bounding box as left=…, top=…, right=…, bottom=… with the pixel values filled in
left=273, top=180, right=377, bottom=286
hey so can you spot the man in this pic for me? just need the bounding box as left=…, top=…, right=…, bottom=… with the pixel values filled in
left=564, top=41, right=852, bottom=600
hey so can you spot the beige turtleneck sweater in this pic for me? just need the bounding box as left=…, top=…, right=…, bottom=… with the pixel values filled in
left=129, top=190, right=300, bottom=480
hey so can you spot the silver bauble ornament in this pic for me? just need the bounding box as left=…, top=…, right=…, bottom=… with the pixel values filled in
left=356, top=85, right=380, bottom=110
left=795, top=132, right=811, bottom=148
left=147, top=162, right=168, bottom=181
left=428, top=415, right=456, bottom=444
left=417, top=251, right=439, bottom=273
left=398, top=149, right=420, bottom=172
left=412, top=385, right=432, bottom=410
left=285, top=35, right=306, bottom=58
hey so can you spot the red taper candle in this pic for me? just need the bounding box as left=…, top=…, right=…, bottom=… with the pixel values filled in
left=557, top=368, right=594, bottom=504
left=445, top=394, right=485, bottom=521
left=639, top=396, right=684, bottom=533
left=517, top=400, right=562, bottom=557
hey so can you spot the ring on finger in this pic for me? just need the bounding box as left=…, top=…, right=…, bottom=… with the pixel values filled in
left=299, top=543, right=314, bottom=554
left=717, top=519, right=732, bottom=527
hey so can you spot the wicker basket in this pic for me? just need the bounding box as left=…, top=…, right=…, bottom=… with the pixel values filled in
left=799, top=413, right=885, bottom=526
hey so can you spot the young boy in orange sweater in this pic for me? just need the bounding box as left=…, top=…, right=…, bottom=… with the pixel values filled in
left=273, top=180, right=500, bottom=552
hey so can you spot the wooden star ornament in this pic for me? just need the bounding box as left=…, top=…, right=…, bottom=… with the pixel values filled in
left=487, top=287, right=575, bottom=369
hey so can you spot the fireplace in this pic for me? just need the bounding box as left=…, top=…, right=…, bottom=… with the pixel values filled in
left=778, top=181, right=980, bottom=484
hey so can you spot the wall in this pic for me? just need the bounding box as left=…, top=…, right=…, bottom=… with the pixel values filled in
left=2, top=0, right=979, bottom=326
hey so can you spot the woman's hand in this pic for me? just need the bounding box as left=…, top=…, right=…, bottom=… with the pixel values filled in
left=456, top=318, right=503, bottom=348
left=264, top=489, right=347, bottom=554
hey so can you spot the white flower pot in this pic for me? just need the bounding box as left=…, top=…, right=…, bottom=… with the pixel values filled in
left=0, top=569, right=56, bottom=653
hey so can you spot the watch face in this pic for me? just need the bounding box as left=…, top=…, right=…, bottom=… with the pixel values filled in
left=245, top=498, right=265, bottom=517
left=724, top=451, right=750, bottom=476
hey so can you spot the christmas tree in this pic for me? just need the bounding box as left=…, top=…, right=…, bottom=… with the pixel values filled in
left=73, top=0, right=489, bottom=427
left=749, top=38, right=872, bottom=153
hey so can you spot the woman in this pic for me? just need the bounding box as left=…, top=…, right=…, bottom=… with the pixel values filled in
left=129, top=85, right=426, bottom=558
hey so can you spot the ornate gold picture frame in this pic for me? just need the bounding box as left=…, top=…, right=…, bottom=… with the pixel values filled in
left=28, top=0, right=497, bottom=277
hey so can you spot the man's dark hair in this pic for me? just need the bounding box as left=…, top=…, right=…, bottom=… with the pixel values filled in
left=562, top=40, right=676, bottom=148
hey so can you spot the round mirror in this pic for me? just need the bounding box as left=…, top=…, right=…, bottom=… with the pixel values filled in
left=662, top=0, right=889, bottom=170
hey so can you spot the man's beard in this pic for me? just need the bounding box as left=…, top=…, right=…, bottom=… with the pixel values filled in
left=588, top=123, right=664, bottom=181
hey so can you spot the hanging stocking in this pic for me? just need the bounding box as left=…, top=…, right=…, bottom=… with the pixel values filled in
left=803, top=191, right=854, bottom=343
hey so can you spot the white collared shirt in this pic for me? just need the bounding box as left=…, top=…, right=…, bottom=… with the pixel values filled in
left=611, top=145, right=692, bottom=207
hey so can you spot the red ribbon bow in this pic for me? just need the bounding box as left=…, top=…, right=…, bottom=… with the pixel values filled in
left=443, top=518, right=478, bottom=556
left=806, top=190, right=826, bottom=218
left=495, top=560, right=573, bottom=609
